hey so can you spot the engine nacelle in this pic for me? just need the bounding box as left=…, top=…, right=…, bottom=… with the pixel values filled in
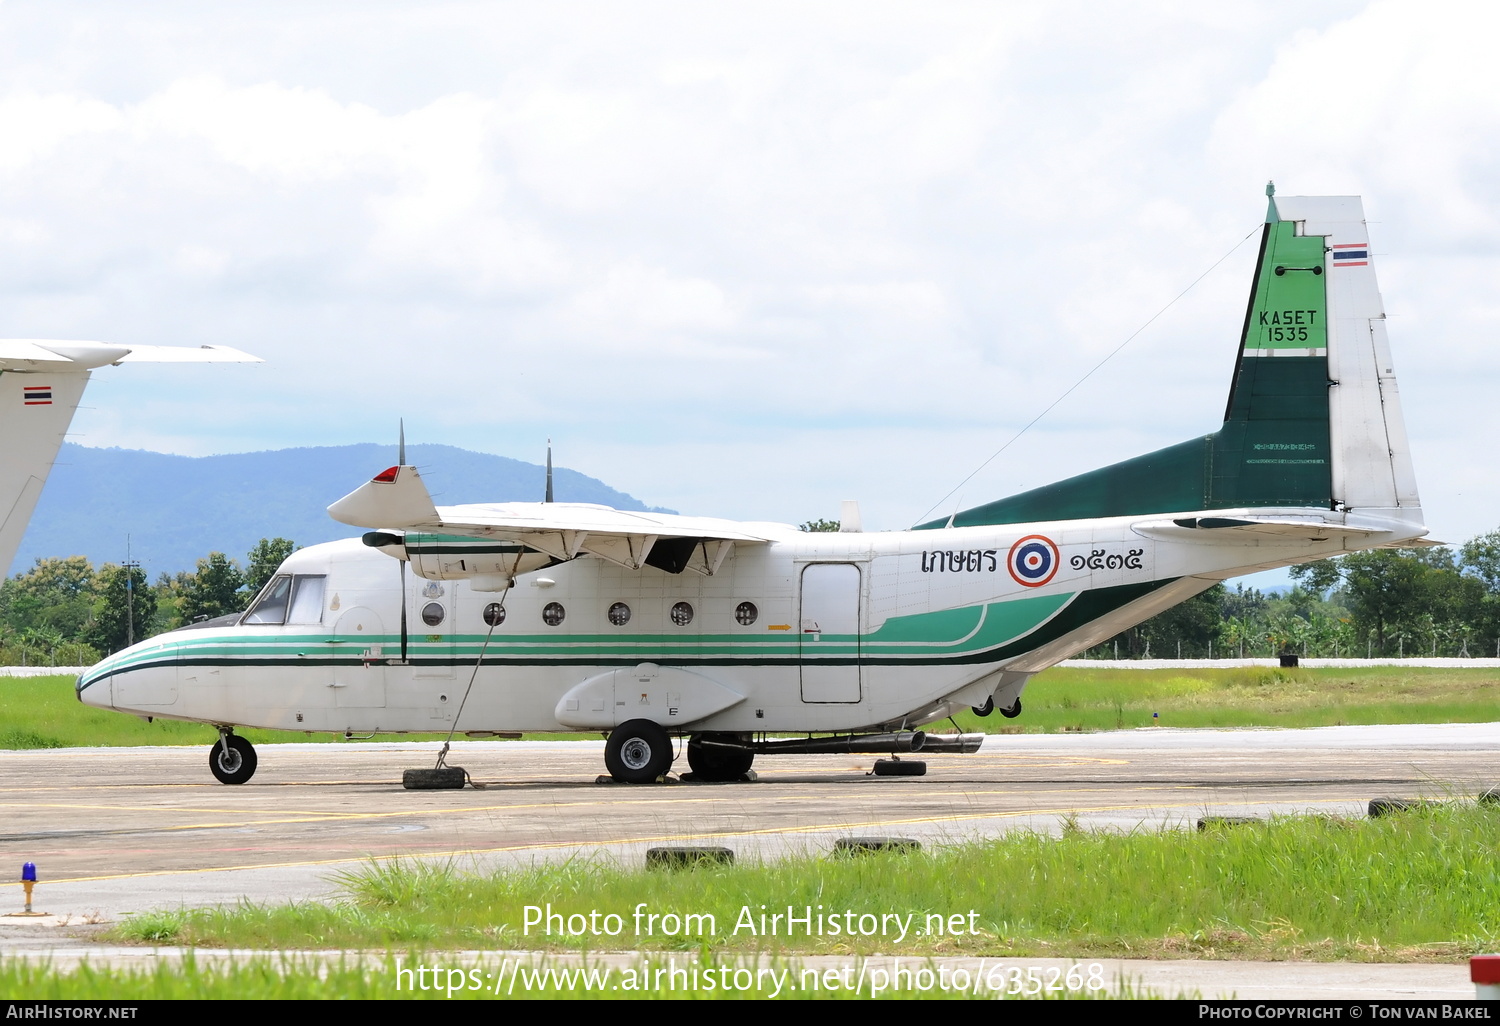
left=361, top=531, right=554, bottom=588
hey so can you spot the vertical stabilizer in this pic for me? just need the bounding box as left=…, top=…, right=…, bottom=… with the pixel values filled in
left=1268, top=195, right=1420, bottom=517
left=921, top=192, right=1421, bottom=530
left=0, top=370, right=92, bottom=575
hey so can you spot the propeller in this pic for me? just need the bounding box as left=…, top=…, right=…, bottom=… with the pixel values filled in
left=397, top=420, right=408, bottom=662
left=545, top=437, right=553, bottom=503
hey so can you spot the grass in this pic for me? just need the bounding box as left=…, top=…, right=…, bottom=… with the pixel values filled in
left=947, top=664, right=1500, bottom=734
left=4, top=665, right=1498, bottom=749
left=106, top=801, right=1500, bottom=963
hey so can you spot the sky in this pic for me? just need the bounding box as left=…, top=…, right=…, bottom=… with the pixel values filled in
left=3, top=1, right=1497, bottom=583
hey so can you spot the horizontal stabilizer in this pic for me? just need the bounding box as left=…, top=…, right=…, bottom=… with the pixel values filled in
left=0, top=339, right=262, bottom=372
left=112, top=344, right=262, bottom=364
left=1136, top=513, right=1400, bottom=542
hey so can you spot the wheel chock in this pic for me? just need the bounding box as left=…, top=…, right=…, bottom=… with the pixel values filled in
left=402, top=767, right=467, bottom=790
left=1197, top=816, right=1261, bottom=831
left=645, top=846, right=734, bottom=870
left=871, top=758, right=926, bottom=777
left=832, top=837, right=921, bottom=856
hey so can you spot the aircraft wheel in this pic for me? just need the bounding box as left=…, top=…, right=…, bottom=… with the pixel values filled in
left=1000, top=698, right=1023, bottom=719
left=972, top=697, right=995, bottom=717
left=605, top=719, right=673, bottom=783
left=209, top=734, right=258, bottom=785
left=687, top=734, right=755, bottom=781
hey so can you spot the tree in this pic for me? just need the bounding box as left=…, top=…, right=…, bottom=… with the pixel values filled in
left=86, top=563, right=157, bottom=654
left=178, top=553, right=247, bottom=623
left=245, top=537, right=297, bottom=594
left=799, top=519, right=841, bottom=533
left=0, top=556, right=96, bottom=638
left=1292, top=548, right=1483, bottom=656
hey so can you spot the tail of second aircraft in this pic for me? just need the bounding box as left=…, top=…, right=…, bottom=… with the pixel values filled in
left=0, top=340, right=262, bottom=576
left=920, top=192, right=1423, bottom=532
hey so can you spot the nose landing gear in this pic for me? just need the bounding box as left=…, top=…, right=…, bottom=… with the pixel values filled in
left=209, top=729, right=258, bottom=785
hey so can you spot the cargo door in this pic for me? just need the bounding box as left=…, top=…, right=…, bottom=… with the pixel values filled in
left=799, top=563, right=862, bottom=703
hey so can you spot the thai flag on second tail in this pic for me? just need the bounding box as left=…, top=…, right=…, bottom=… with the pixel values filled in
left=1330, top=242, right=1369, bottom=267
left=22, top=386, right=52, bottom=405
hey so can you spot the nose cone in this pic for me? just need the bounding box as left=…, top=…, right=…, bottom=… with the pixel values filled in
left=76, top=651, right=125, bottom=709
left=77, top=636, right=180, bottom=714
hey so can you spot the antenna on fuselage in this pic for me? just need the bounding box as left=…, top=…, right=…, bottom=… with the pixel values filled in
left=545, top=438, right=554, bottom=503
left=399, top=419, right=406, bottom=465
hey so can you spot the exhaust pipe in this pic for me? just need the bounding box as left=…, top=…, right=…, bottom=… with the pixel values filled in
left=700, top=731, right=926, bottom=756
left=912, top=733, right=985, bottom=754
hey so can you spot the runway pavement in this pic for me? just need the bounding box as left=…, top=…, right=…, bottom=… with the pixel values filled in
left=1, top=722, right=1495, bottom=999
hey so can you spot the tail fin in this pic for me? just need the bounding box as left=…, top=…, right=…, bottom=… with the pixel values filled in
left=0, top=340, right=262, bottom=575
left=0, top=367, right=93, bottom=577
left=919, top=193, right=1421, bottom=529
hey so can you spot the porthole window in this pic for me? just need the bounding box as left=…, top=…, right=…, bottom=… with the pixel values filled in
left=670, top=601, right=694, bottom=626
left=421, top=602, right=446, bottom=627
left=735, top=601, right=758, bottom=626
left=542, top=601, right=566, bottom=627
left=482, top=603, right=507, bottom=627
left=608, top=602, right=631, bottom=626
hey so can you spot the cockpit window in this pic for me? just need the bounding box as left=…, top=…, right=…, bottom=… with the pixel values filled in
left=242, top=574, right=327, bottom=626
left=243, top=576, right=292, bottom=624
left=287, top=576, right=326, bottom=624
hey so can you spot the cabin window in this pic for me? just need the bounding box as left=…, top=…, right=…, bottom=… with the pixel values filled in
left=286, top=576, right=326, bottom=624
left=482, top=603, right=506, bottom=627
left=670, top=601, right=694, bottom=626
left=242, top=576, right=292, bottom=624
left=543, top=601, right=566, bottom=627
left=421, top=602, right=445, bottom=627
left=608, top=602, right=631, bottom=626
left=735, top=601, right=758, bottom=626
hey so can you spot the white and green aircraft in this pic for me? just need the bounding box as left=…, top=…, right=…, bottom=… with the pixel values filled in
left=0, top=340, right=261, bottom=578
left=77, top=193, right=1428, bottom=786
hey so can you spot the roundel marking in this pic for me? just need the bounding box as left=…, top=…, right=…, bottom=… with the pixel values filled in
left=1007, top=535, right=1060, bottom=587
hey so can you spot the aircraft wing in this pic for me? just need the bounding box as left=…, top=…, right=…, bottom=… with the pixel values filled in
left=328, top=464, right=775, bottom=573
left=0, top=339, right=262, bottom=372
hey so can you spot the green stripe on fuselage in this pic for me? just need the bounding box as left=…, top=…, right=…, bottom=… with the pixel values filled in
left=81, top=582, right=1171, bottom=682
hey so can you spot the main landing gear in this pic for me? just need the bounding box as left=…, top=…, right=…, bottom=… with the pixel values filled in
left=686, top=733, right=755, bottom=782
left=604, top=719, right=674, bottom=783
left=210, top=728, right=258, bottom=785
left=972, top=696, right=1022, bottom=718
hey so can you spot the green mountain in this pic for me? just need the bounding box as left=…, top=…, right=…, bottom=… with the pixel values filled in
left=9, top=443, right=667, bottom=579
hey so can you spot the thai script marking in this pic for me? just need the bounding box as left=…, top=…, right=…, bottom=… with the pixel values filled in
left=1068, top=548, right=1144, bottom=572
left=921, top=550, right=999, bottom=573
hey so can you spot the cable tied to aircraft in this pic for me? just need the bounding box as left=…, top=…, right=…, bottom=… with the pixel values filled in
left=433, top=590, right=508, bottom=780
left=912, top=221, right=1264, bottom=528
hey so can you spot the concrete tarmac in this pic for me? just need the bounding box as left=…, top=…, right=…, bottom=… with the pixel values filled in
left=1, top=722, right=1496, bottom=999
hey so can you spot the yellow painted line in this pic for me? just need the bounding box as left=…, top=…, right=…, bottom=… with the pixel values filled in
left=3, top=796, right=1362, bottom=888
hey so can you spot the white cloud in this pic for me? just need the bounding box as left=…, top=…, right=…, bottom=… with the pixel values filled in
left=1, top=0, right=1495, bottom=544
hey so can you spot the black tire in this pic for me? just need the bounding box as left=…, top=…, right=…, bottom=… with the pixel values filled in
left=972, top=697, right=994, bottom=717
left=1000, top=698, right=1023, bottom=719
left=686, top=734, right=755, bottom=782
left=403, top=767, right=467, bottom=790
left=209, top=734, right=257, bottom=785
left=872, top=759, right=926, bottom=777
left=605, top=719, right=673, bottom=783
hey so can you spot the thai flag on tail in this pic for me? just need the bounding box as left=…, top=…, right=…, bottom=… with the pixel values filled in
left=22, top=386, right=52, bottom=406
left=1330, top=243, right=1369, bottom=268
